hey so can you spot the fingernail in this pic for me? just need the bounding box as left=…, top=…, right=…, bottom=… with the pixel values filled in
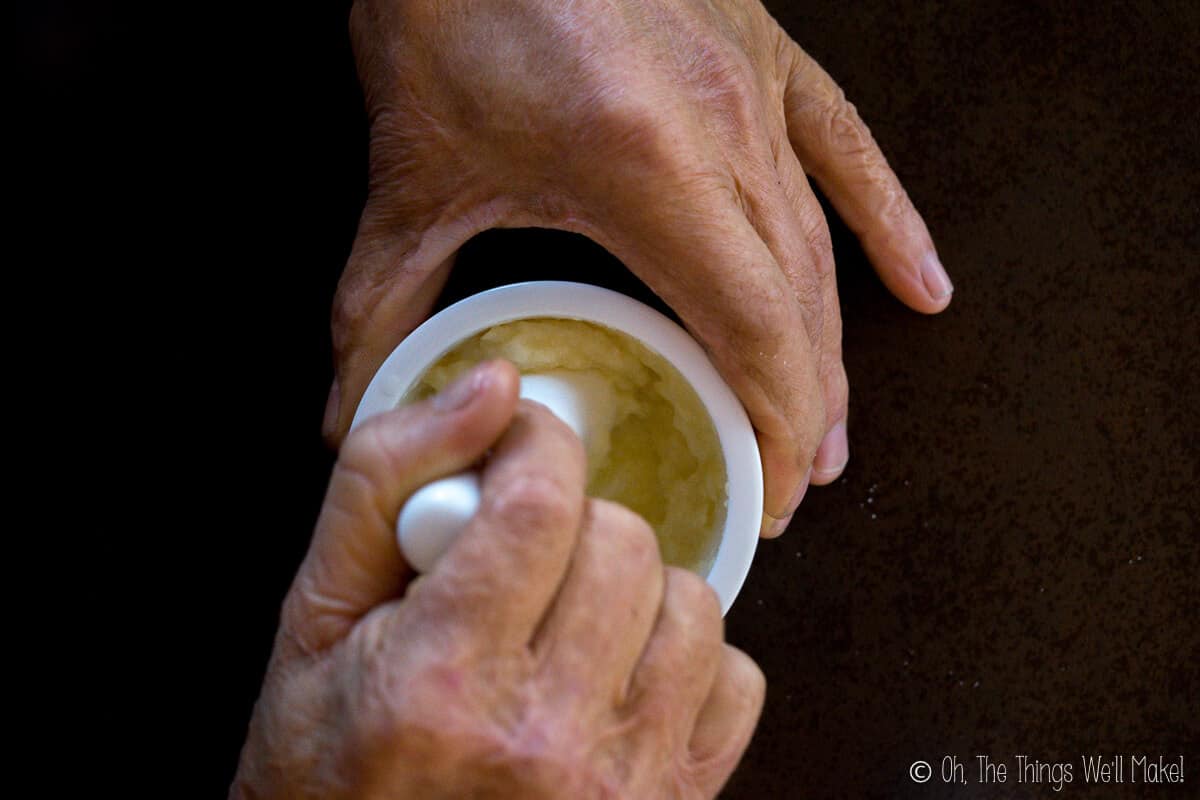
left=813, top=423, right=849, bottom=478
left=434, top=364, right=489, bottom=412
left=920, top=252, right=954, bottom=300
left=766, top=512, right=793, bottom=539
left=322, top=379, right=340, bottom=434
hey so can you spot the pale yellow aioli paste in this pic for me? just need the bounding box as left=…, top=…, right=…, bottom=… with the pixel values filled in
left=407, top=318, right=727, bottom=574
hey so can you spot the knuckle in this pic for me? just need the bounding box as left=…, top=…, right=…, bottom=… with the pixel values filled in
left=819, top=91, right=873, bottom=158
left=785, top=384, right=826, bottom=464
left=330, top=278, right=371, bottom=355
left=804, top=397, right=828, bottom=455
left=591, top=499, right=662, bottom=572
left=791, top=269, right=825, bottom=320
left=873, top=177, right=914, bottom=230
left=628, top=691, right=677, bottom=742
left=729, top=647, right=768, bottom=707
left=521, top=401, right=585, bottom=459
left=664, top=567, right=723, bottom=635
left=640, top=570, right=724, bottom=689
left=693, top=53, right=760, bottom=133
left=823, top=363, right=850, bottom=426
left=329, top=264, right=401, bottom=363
left=813, top=92, right=915, bottom=231
left=722, top=281, right=793, bottom=349
left=278, top=585, right=320, bottom=656
left=336, top=414, right=407, bottom=487
left=331, top=434, right=386, bottom=502
left=774, top=24, right=804, bottom=78
left=339, top=414, right=388, bottom=464
left=488, top=473, right=577, bottom=534
left=798, top=207, right=835, bottom=272
left=578, top=89, right=674, bottom=169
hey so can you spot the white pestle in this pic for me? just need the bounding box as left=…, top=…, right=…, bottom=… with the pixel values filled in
left=397, top=372, right=602, bottom=572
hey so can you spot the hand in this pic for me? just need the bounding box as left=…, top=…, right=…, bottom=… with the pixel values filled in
left=325, top=0, right=953, bottom=535
left=234, top=361, right=765, bottom=799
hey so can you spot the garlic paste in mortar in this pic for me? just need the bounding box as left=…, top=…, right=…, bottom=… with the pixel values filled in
left=405, top=318, right=728, bottom=575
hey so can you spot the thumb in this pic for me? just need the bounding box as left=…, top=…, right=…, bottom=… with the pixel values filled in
left=324, top=202, right=490, bottom=447
left=285, top=359, right=521, bottom=655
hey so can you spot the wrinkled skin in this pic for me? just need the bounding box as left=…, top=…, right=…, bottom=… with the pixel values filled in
left=325, top=0, right=953, bottom=536
left=232, top=361, right=766, bottom=799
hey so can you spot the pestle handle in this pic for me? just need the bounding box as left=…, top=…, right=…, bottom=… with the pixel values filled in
left=397, top=373, right=590, bottom=572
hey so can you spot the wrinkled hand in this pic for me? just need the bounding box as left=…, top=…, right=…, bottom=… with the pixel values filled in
left=326, top=0, right=953, bottom=535
left=234, top=361, right=765, bottom=799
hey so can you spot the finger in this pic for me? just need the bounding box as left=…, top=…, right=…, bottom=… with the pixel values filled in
left=532, top=499, right=665, bottom=705
left=762, top=508, right=794, bottom=540
left=812, top=418, right=849, bottom=485
left=771, top=149, right=851, bottom=484
left=282, top=360, right=521, bottom=654
left=325, top=197, right=502, bottom=448
left=627, top=568, right=724, bottom=745
left=595, top=181, right=825, bottom=522
left=781, top=42, right=953, bottom=312
left=686, top=645, right=766, bottom=797
left=414, top=399, right=588, bottom=650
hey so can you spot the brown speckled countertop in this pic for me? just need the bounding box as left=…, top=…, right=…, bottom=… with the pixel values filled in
left=719, top=3, right=1200, bottom=797
left=53, top=0, right=1190, bottom=794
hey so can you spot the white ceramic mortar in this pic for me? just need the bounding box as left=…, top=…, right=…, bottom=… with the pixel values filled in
left=351, top=281, right=762, bottom=615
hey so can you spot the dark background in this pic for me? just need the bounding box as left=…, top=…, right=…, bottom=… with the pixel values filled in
left=26, top=1, right=1197, bottom=797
